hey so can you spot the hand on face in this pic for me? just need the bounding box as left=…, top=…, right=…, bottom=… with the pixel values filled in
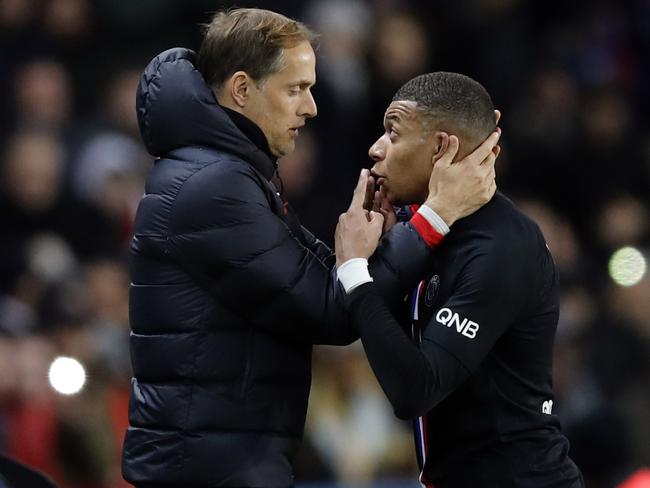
left=373, top=185, right=398, bottom=233
left=425, top=125, right=501, bottom=227
left=362, top=174, right=397, bottom=234
left=335, top=169, right=385, bottom=268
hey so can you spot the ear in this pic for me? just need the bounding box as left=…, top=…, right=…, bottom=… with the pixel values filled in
left=431, top=131, right=449, bottom=165
left=228, top=71, right=252, bottom=108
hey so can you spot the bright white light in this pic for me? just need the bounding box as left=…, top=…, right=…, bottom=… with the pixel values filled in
left=48, top=357, right=86, bottom=395
left=608, top=246, right=647, bottom=287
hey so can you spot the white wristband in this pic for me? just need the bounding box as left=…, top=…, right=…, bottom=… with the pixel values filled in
left=337, top=258, right=373, bottom=294
left=418, top=205, right=450, bottom=235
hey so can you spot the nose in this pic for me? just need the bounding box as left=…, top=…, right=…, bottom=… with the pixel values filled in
left=368, top=136, right=385, bottom=162
left=300, top=90, right=317, bottom=119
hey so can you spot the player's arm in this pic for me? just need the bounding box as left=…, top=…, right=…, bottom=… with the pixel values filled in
left=345, top=239, right=534, bottom=419
left=300, top=225, right=335, bottom=266
left=345, top=281, right=471, bottom=419
left=166, top=160, right=356, bottom=345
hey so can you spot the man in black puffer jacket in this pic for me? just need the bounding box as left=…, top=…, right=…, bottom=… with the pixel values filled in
left=122, top=8, right=499, bottom=488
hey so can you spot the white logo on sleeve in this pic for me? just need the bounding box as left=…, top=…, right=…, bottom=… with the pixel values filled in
left=542, top=400, right=553, bottom=415
left=435, top=308, right=480, bottom=339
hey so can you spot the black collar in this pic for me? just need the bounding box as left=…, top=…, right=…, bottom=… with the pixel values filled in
left=221, top=106, right=277, bottom=168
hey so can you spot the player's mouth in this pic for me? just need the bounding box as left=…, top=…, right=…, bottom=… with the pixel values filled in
left=289, top=125, right=304, bottom=137
left=372, top=173, right=387, bottom=188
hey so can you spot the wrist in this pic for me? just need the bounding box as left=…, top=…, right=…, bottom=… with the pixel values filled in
left=424, top=197, right=458, bottom=227
left=410, top=206, right=447, bottom=248
left=337, top=258, right=373, bottom=294
left=417, top=205, right=450, bottom=235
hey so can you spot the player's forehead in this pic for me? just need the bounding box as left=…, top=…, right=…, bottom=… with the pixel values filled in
left=384, top=100, right=422, bottom=126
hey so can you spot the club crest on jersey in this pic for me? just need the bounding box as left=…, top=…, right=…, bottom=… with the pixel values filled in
left=425, top=275, right=440, bottom=307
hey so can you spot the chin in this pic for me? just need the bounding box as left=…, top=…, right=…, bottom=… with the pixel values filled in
left=390, top=195, right=406, bottom=206
left=274, top=142, right=295, bottom=158
left=391, top=192, right=418, bottom=207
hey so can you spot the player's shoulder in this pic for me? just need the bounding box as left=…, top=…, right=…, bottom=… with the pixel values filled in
left=454, top=192, right=544, bottom=266
left=485, top=192, right=544, bottom=242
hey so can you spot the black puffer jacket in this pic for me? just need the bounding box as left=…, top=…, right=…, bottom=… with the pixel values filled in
left=122, top=48, right=435, bottom=487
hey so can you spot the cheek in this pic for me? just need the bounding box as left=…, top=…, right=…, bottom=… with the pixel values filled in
left=269, top=93, right=292, bottom=119
left=387, top=147, right=416, bottom=179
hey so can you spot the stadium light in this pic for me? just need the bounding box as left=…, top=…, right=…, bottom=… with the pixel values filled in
left=608, top=246, right=647, bottom=287
left=48, top=356, right=87, bottom=395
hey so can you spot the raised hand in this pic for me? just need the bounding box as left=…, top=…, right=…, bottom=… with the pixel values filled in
left=335, top=169, right=385, bottom=268
left=425, top=128, right=501, bottom=227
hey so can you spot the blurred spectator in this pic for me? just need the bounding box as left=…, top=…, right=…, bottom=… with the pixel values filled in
left=306, top=345, right=415, bottom=484
left=103, top=68, right=142, bottom=137
left=517, top=198, right=593, bottom=285
left=71, top=132, right=146, bottom=243
left=371, top=11, right=430, bottom=89
left=13, top=60, right=71, bottom=130
left=277, top=130, right=319, bottom=201
left=507, top=68, right=580, bottom=212
left=43, top=0, right=90, bottom=40
left=594, top=196, right=649, bottom=255
left=307, top=0, right=371, bottom=109
left=0, top=0, right=33, bottom=27
left=0, top=129, right=124, bottom=263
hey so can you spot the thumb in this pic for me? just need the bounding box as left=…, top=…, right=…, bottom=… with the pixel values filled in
left=369, top=210, right=384, bottom=228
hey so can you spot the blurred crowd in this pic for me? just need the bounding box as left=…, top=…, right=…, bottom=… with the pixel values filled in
left=0, top=0, right=649, bottom=487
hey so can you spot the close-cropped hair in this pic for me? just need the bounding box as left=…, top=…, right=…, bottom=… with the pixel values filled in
left=393, top=72, right=496, bottom=143
left=197, top=8, right=317, bottom=90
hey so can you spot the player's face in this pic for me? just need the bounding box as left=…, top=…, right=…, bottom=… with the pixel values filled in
left=244, top=41, right=317, bottom=158
left=369, top=101, right=436, bottom=205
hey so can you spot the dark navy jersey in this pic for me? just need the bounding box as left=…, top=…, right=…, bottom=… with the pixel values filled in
left=347, top=192, right=583, bottom=488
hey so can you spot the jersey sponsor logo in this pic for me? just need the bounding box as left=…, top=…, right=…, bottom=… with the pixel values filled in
left=542, top=400, right=553, bottom=414
left=424, top=275, right=440, bottom=307
left=435, top=308, right=479, bottom=339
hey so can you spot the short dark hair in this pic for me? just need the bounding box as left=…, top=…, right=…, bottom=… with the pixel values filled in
left=393, top=72, right=496, bottom=145
left=197, top=8, right=316, bottom=90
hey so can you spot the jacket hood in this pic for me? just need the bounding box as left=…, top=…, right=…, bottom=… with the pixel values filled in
left=136, top=48, right=276, bottom=180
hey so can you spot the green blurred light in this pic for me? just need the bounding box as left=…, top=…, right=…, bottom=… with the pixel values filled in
left=608, top=246, right=647, bottom=287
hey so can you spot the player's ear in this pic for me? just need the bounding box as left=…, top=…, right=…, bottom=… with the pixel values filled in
left=431, top=131, right=449, bottom=165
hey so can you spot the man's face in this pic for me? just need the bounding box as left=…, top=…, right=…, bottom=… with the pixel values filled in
left=369, top=101, right=436, bottom=205
left=244, top=41, right=317, bottom=157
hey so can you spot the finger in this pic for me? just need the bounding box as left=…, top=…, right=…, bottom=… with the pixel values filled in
left=369, top=210, right=385, bottom=226
left=364, top=175, right=375, bottom=211
left=371, top=189, right=380, bottom=212
left=494, top=109, right=501, bottom=125
left=492, top=144, right=501, bottom=159
left=378, top=185, right=390, bottom=209
left=485, top=163, right=496, bottom=185
left=349, top=169, right=369, bottom=210
left=380, top=196, right=393, bottom=213
left=435, top=134, right=459, bottom=168
left=465, top=130, right=500, bottom=166
left=488, top=179, right=497, bottom=198
left=479, top=150, right=496, bottom=168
